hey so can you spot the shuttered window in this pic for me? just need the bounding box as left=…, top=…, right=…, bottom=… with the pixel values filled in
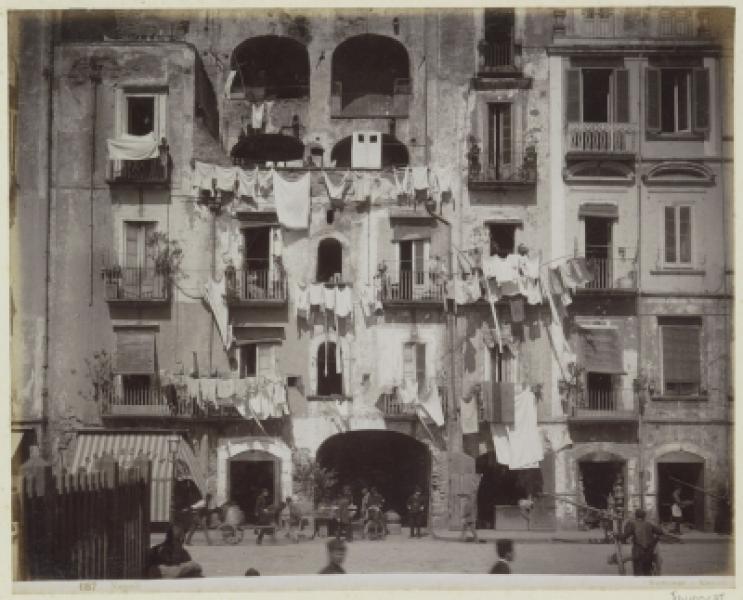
left=566, top=69, right=582, bottom=123
left=403, top=342, right=426, bottom=394
left=664, top=205, right=693, bottom=266
left=693, top=68, right=710, bottom=132
left=567, top=68, right=628, bottom=124
left=647, top=67, right=710, bottom=136
left=239, top=343, right=274, bottom=379
left=646, top=68, right=661, bottom=132
left=614, top=69, right=629, bottom=123
left=661, top=318, right=702, bottom=396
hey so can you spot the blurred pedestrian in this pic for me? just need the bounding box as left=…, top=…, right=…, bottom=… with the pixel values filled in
left=368, top=486, right=388, bottom=536
left=360, top=487, right=370, bottom=538
left=254, top=488, right=272, bottom=545
left=620, top=508, right=663, bottom=576
left=671, top=486, right=683, bottom=534
left=319, top=538, right=347, bottom=574
left=407, top=486, right=426, bottom=538
left=145, top=524, right=204, bottom=578
left=459, top=493, right=479, bottom=542
left=285, top=496, right=303, bottom=543
left=336, top=485, right=355, bottom=542
left=489, top=539, right=514, bottom=574
left=244, top=568, right=260, bottom=576
left=185, top=492, right=212, bottom=546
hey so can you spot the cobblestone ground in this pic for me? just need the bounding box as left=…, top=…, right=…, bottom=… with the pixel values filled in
left=168, top=532, right=734, bottom=577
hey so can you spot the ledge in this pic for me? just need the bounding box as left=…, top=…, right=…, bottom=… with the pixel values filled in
left=649, top=269, right=706, bottom=276
left=646, top=132, right=706, bottom=143
left=651, top=395, right=709, bottom=402
left=467, top=179, right=537, bottom=191
left=471, top=76, right=532, bottom=90
left=307, top=395, right=353, bottom=402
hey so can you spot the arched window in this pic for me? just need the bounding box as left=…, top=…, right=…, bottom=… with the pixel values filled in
left=330, top=134, right=409, bottom=168
left=331, top=34, right=410, bottom=116
left=317, top=342, right=343, bottom=395
left=230, top=36, right=310, bottom=100
left=317, top=238, right=342, bottom=283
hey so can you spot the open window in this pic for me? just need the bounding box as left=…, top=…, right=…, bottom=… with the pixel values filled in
left=663, top=205, right=693, bottom=267
left=239, top=343, right=274, bottom=379
left=116, top=89, right=167, bottom=141
left=487, top=103, right=513, bottom=179
left=316, top=238, right=343, bottom=283
left=566, top=68, right=629, bottom=125
left=403, top=342, right=426, bottom=395
left=114, top=329, right=157, bottom=406
left=317, top=342, right=343, bottom=395
left=482, top=8, right=515, bottom=68
left=647, top=67, right=709, bottom=136
left=230, top=36, right=309, bottom=100
left=584, top=217, right=613, bottom=288
left=121, top=221, right=159, bottom=299
left=488, top=223, right=517, bottom=258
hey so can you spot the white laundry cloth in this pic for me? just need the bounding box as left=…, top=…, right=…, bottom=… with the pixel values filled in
left=354, top=173, right=373, bottom=201
left=335, top=342, right=343, bottom=375
left=393, top=168, right=411, bottom=196
left=523, top=255, right=540, bottom=279
left=264, top=101, right=276, bottom=133
left=309, top=283, right=324, bottom=308
left=334, top=286, right=353, bottom=318
left=224, top=70, right=237, bottom=98
left=460, top=394, right=479, bottom=434
left=204, top=277, right=231, bottom=350
left=216, top=379, right=235, bottom=403
left=251, top=102, right=265, bottom=129
left=323, top=171, right=349, bottom=202
left=237, top=167, right=258, bottom=198
left=411, top=166, right=429, bottom=191
left=107, top=132, right=159, bottom=161
left=359, top=285, right=375, bottom=318
left=419, top=384, right=445, bottom=426
left=192, top=161, right=215, bottom=192
left=435, top=167, right=453, bottom=194
left=323, top=285, right=336, bottom=311
left=295, top=283, right=309, bottom=318
left=398, top=381, right=418, bottom=404
left=559, top=262, right=578, bottom=293
left=214, top=166, right=237, bottom=192
left=273, top=171, right=311, bottom=230
left=185, top=377, right=201, bottom=401
left=491, top=424, right=511, bottom=466
left=524, top=278, right=543, bottom=305
left=507, top=389, right=544, bottom=469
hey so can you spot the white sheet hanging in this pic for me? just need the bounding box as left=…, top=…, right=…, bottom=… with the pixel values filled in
left=192, top=161, right=215, bottom=192
left=107, top=132, right=159, bottom=161
left=204, top=277, right=232, bottom=350
left=273, top=171, right=310, bottom=230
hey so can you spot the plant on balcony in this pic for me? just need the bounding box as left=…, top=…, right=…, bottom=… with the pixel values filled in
left=223, top=257, right=239, bottom=301
left=291, top=448, right=338, bottom=508
left=146, top=232, right=185, bottom=285
left=558, top=361, right=585, bottom=415
left=466, top=136, right=481, bottom=178
left=77, top=349, right=115, bottom=406
left=522, top=145, right=537, bottom=181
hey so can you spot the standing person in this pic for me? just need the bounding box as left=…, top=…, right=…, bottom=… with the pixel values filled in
left=489, top=539, right=514, bottom=574
left=185, top=492, right=212, bottom=546
left=368, top=486, right=388, bottom=536
left=670, top=486, right=683, bottom=534
left=254, top=488, right=271, bottom=545
left=319, top=538, right=347, bottom=574
left=285, top=496, right=303, bottom=543
left=336, top=485, right=355, bottom=542
left=620, top=508, right=663, bottom=576
left=460, top=493, right=479, bottom=542
left=359, top=487, right=370, bottom=538
left=406, top=486, right=426, bottom=538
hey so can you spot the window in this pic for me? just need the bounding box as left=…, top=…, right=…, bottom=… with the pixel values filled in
left=317, top=238, right=343, bottom=283
left=403, top=342, right=426, bottom=394
left=117, top=89, right=167, bottom=141
left=580, top=8, right=615, bottom=37
left=646, top=67, right=709, bottom=135
left=660, top=317, right=702, bottom=396
left=122, top=221, right=157, bottom=298
left=566, top=68, right=629, bottom=124
left=317, top=342, right=343, bottom=395
left=659, top=9, right=692, bottom=37
left=663, top=205, right=693, bottom=266
left=239, top=343, right=274, bottom=379
left=487, top=103, right=512, bottom=179
left=489, top=223, right=517, bottom=258
left=398, top=239, right=428, bottom=299
left=483, top=8, right=514, bottom=68
left=586, top=372, right=615, bottom=410
left=122, top=374, right=154, bottom=402
left=490, top=345, right=513, bottom=383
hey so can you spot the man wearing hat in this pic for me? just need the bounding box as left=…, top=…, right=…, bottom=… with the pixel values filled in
left=319, top=539, right=347, bottom=574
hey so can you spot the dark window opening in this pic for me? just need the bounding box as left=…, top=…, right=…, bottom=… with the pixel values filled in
left=585, top=217, right=613, bottom=288
left=127, top=97, right=155, bottom=135
left=240, top=344, right=257, bottom=378
left=230, top=36, right=309, bottom=100
left=579, top=460, right=624, bottom=510
left=660, top=69, right=691, bottom=133
left=330, top=134, right=409, bottom=168
left=582, top=69, right=612, bottom=123
left=403, top=342, right=426, bottom=395
left=484, top=8, right=514, bottom=42
left=332, top=34, right=410, bottom=111
left=317, top=238, right=342, bottom=283
left=243, top=226, right=271, bottom=272
left=476, top=452, right=542, bottom=528
left=317, top=342, right=343, bottom=395
left=586, top=372, right=615, bottom=410
left=489, top=223, right=516, bottom=258
left=326, top=209, right=335, bottom=224
left=490, top=345, right=512, bottom=383
left=231, top=133, right=305, bottom=168
left=487, top=103, right=512, bottom=179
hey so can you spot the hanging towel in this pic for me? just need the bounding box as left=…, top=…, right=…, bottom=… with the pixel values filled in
left=491, top=424, right=511, bottom=466
left=559, top=263, right=578, bottom=292
left=192, top=161, right=215, bottom=192
left=107, top=132, right=159, bottom=161
left=251, top=102, right=266, bottom=129
left=354, top=173, right=373, bottom=201
left=454, top=278, right=468, bottom=305
left=236, top=167, right=258, bottom=198
left=419, top=384, right=445, bottom=427
left=256, top=168, right=273, bottom=197
left=334, top=286, right=353, bottom=318
left=273, top=171, right=310, bottom=230
left=224, top=70, right=237, bottom=98
left=264, top=101, right=276, bottom=133
left=323, top=171, right=349, bottom=202
left=216, top=379, right=235, bottom=404
left=309, top=283, right=325, bottom=308
left=398, top=381, right=418, bottom=404
left=271, top=228, right=283, bottom=260
left=460, top=394, right=479, bottom=434
left=507, top=388, right=544, bottom=469
left=411, top=166, right=429, bottom=191
left=509, top=297, right=525, bottom=323
left=569, top=257, right=594, bottom=285
left=548, top=267, right=565, bottom=295
left=523, top=255, right=540, bottom=279
left=186, top=377, right=201, bottom=402
left=393, top=168, right=411, bottom=196
left=204, top=277, right=231, bottom=350
left=323, top=285, right=336, bottom=312
left=524, top=278, right=543, bottom=305
left=463, top=275, right=482, bottom=303
left=359, top=285, right=375, bottom=319
left=295, top=283, right=309, bottom=319
left=214, top=166, right=237, bottom=192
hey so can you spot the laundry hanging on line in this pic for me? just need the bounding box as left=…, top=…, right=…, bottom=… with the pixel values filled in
left=273, top=170, right=311, bottom=230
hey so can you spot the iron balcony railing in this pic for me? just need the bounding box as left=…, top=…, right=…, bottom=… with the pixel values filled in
left=478, top=39, right=515, bottom=71
left=102, top=266, right=170, bottom=302
left=566, top=123, right=637, bottom=154
left=330, top=78, right=411, bottom=118
left=380, top=263, right=448, bottom=303
left=102, top=385, right=194, bottom=417
left=106, top=139, right=170, bottom=185
left=378, top=386, right=447, bottom=419
left=582, top=253, right=637, bottom=291
left=225, top=268, right=288, bottom=303
left=570, top=389, right=639, bottom=420
left=468, top=141, right=537, bottom=185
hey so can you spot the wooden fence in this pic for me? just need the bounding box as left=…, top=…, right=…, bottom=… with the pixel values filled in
left=15, top=452, right=151, bottom=581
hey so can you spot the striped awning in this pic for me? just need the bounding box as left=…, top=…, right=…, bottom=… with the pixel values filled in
left=69, top=432, right=206, bottom=523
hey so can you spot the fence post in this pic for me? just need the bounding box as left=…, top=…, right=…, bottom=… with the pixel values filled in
left=20, top=448, right=54, bottom=579
left=133, top=453, right=152, bottom=578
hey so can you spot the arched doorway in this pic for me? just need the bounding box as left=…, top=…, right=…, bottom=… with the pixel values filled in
left=316, top=237, right=343, bottom=282
left=657, top=450, right=705, bottom=531
left=330, top=134, right=409, bottom=168
left=577, top=451, right=626, bottom=512
left=316, top=430, right=430, bottom=517
left=228, top=449, right=280, bottom=524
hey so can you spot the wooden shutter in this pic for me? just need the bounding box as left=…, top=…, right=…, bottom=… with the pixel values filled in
left=646, top=68, right=661, bottom=133
left=663, top=325, right=701, bottom=385
left=664, top=207, right=677, bottom=263
left=487, top=104, right=496, bottom=166
left=416, top=343, right=426, bottom=395
left=501, top=105, right=512, bottom=165
left=403, top=342, right=416, bottom=383
left=614, top=69, right=629, bottom=123
left=115, top=330, right=155, bottom=374
left=678, top=206, right=692, bottom=263
left=566, top=69, right=581, bottom=123
left=692, top=68, right=710, bottom=133
left=143, top=223, right=156, bottom=272
left=125, top=222, right=139, bottom=268
left=257, top=344, right=273, bottom=380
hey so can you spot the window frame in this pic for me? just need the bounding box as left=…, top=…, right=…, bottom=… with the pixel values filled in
left=566, top=66, right=629, bottom=125
left=659, top=318, right=703, bottom=397
left=122, top=220, right=158, bottom=270
left=239, top=342, right=275, bottom=380
left=661, top=203, right=694, bottom=268
left=403, top=341, right=427, bottom=395
left=659, top=68, right=692, bottom=134
left=488, top=223, right=518, bottom=258
left=115, top=87, right=168, bottom=142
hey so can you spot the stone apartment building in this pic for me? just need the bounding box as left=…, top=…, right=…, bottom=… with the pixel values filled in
left=10, top=7, right=733, bottom=531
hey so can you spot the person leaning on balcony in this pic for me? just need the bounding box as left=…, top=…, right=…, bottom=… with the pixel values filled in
left=145, top=524, right=204, bottom=578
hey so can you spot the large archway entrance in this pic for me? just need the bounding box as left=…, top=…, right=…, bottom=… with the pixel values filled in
left=316, top=430, right=430, bottom=517
left=657, top=450, right=705, bottom=531
left=228, top=449, right=280, bottom=524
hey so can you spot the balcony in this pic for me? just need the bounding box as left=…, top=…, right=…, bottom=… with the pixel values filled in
left=378, top=393, right=418, bottom=419
left=468, top=142, right=537, bottom=190
left=568, top=389, right=639, bottom=422
left=566, top=123, right=637, bottom=157
left=577, top=255, right=638, bottom=294
left=330, top=79, right=411, bottom=119
left=101, top=386, right=194, bottom=418
left=106, top=140, right=170, bottom=186
left=225, top=268, right=288, bottom=306
left=307, top=395, right=353, bottom=403
left=380, top=264, right=448, bottom=307
left=102, top=267, right=170, bottom=304
left=477, top=40, right=519, bottom=76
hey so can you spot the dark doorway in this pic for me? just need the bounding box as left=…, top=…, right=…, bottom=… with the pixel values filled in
left=657, top=460, right=705, bottom=530
left=230, top=36, right=309, bottom=100
left=585, top=216, right=612, bottom=288
left=316, top=430, right=430, bottom=518
left=317, top=342, right=343, bottom=395
left=316, top=238, right=342, bottom=282
left=243, top=226, right=270, bottom=272
left=579, top=459, right=624, bottom=509
left=582, top=69, right=612, bottom=123
left=229, top=457, right=276, bottom=524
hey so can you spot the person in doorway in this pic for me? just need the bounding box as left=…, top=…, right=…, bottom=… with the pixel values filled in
left=145, top=524, right=204, bottom=578
left=613, top=475, right=626, bottom=523
left=459, top=493, right=479, bottom=543
left=619, top=508, right=663, bottom=576
left=254, top=488, right=272, bottom=545
left=489, top=538, right=515, bottom=574
left=368, top=486, right=388, bottom=536
left=518, top=494, right=535, bottom=524
left=336, top=486, right=355, bottom=542
left=670, top=486, right=683, bottom=534
left=407, top=486, right=426, bottom=538
left=359, top=487, right=370, bottom=538
left=185, top=492, right=212, bottom=546
left=319, top=538, right=347, bottom=574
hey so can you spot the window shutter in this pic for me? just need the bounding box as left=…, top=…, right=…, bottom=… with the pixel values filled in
left=566, top=69, right=581, bottom=123
left=502, top=105, right=512, bottom=165
left=664, top=207, right=677, bottom=263
left=125, top=223, right=139, bottom=268
left=416, top=343, right=426, bottom=395
left=403, top=343, right=416, bottom=383
left=678, top=206, right=692, bottom=263
left=646, top=68, right=661, bottom=133
left=663, top=325, right=701, bottom=385
left=257, top=344, right=273, bottom=380
left=614, top=69, right=629, bottom=123
left=692, top=68, right=710, bottom=133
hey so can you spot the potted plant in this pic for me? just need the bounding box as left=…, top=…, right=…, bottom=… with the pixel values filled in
left=146, top=232, right=184, bottom=296
left=523, top=145, right=537, bottom=181
left=102, top=264, right=122, bottom=299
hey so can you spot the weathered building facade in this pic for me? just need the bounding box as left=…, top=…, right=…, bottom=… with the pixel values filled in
left=10, top=7, right=733, bottom=532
